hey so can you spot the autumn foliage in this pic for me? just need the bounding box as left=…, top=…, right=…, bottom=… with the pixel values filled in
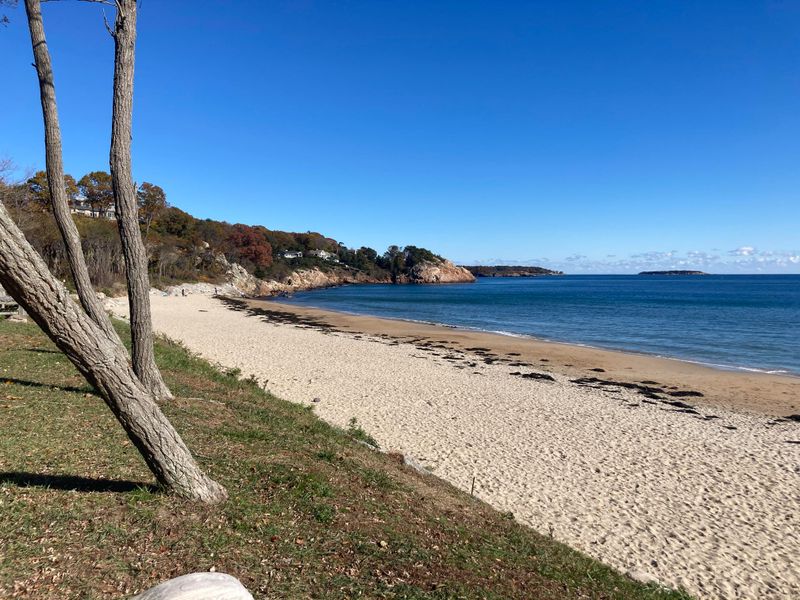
left=227, top=224, right=273, bottom=273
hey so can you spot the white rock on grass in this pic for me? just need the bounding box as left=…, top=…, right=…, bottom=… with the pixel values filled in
left=131, top=572, right=253, bottom=600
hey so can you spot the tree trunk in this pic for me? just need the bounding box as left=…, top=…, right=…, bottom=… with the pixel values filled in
left=23, top=0, right=121, bottom=346
left=0, top=202, right=227, bottom=504
left=110, top=0, right=172, bottom=400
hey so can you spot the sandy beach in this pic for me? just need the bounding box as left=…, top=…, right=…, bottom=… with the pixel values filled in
left=110, top=293, right=800, bottom=600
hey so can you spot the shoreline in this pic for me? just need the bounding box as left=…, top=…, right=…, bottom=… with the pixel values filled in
left=261, top=295, right=799, bottom=379
left=247, top=297, right=799, bottom=418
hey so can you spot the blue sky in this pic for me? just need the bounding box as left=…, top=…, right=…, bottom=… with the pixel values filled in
left=2, top=1, right=799, bottom=273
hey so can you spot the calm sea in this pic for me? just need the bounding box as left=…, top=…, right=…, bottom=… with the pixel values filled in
left=279, top=275, right=800, bottom=376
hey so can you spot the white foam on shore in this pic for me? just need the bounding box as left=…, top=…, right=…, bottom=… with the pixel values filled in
left=112, top=294, right=800, bottom=600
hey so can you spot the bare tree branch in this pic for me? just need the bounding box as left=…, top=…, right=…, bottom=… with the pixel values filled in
left=41, top=0, right=116, bottom=6
left=101, top=6, right=112, bottom=36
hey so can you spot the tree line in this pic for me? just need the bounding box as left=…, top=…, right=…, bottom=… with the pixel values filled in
left=21, top=169, right=167, bottom=228
left=1, top=175, right=450, bottom=292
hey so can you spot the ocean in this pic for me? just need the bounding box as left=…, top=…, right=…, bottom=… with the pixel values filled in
left=277, top=274, right=800, bottom=376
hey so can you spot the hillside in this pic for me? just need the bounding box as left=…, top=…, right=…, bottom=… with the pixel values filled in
left=0, top=184, right=473, bottom=294
left=0, top=318, right=689, bottom=599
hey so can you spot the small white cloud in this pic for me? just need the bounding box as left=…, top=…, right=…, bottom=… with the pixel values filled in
left=730, top=246, right=756, bottom=256
left=473, top=247, right=799, bottom=274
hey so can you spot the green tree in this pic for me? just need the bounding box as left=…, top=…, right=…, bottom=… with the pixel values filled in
left=380, top=245, right=405, bottom=278
left=26, top=170, right=78, bottom=211
left=78, top=171, right=114, bottom=217
left=403, top=245, right=442, bottom=268
left=358, top=246, right=378, bottom=263
left=137, top=181, right=168, bottom=240
left=152, top=206, right=195, bottom=238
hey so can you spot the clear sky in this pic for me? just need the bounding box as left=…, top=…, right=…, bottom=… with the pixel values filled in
left=2, top=1, right=799, bottom=273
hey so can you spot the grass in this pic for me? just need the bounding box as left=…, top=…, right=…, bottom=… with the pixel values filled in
left=347, top=416, right=380, bottom=448
left=0, top=319, right=692, bottom=599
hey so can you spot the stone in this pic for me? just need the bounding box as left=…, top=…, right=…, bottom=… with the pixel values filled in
left=402, top=453, right=430, bottom=475
left=405, top=259, right=475, bottom=284
left=627, top=570, right=660, bottom=585
left=130, top=572, right=253, bottom=599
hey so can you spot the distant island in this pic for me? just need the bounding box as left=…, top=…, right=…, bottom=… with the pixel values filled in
left=638, top=270, right=708, bottom=276
left=463, top=265, right=564, bottom=277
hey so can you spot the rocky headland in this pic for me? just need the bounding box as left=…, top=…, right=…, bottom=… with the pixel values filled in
left=163, top=254, right=474, bottom=298
left=464, top=265, right=564, bottom=277
left=395, top=259, right=476, bottom=284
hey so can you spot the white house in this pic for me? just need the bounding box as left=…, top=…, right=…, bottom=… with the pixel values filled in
left=69, top=197, right=117, bottom=220
left=307, top=249, right=336, bottom=260
left=282, top=251, right=303, bottom=259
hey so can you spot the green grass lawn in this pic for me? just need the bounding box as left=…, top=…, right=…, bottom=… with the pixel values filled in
left=0, top=319, right=692, bottom=599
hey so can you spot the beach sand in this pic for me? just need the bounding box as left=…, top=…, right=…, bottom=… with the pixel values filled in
left=110, top=293, right=800, bottom=600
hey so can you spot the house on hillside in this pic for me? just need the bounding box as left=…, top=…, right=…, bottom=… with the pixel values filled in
left=69, top=198, right=95, bottom=217
left=307, top=249, right=336, bottom=260
left=69, top=197, right=117, bottom=220
left=282, top=251, right=303, bottom=259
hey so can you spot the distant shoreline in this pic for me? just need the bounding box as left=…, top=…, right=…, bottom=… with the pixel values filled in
left=638, top=270, right=708, bottom=276
left=462, top=265, right=564, bottom=277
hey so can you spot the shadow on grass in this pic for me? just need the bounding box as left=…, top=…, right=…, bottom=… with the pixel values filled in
left=0, top=472, right=157, bottom=493
left=1, top=377, right=96, bottom=395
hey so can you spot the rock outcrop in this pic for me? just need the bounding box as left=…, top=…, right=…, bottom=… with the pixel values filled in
left=396, top=260, right=476, bottom=284
left=250, top=267, right=391, bottom=296
left=162, top=261, right=391, bottom=298
left=161, top=254, right=472, bottom=298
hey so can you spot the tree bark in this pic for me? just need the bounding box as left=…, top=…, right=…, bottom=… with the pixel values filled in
left=23, top=0, right=121, bottom=346
left=110, top=0, right=172, bottom=400
left=0, top=202, right=227, bottom=504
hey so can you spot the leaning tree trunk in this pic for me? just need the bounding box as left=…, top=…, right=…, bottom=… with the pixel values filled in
left=109, top=0, right=172, bottom=400
left=23, top=0, right=121, bottom=346
left=0, top=203, right=227, bottom=504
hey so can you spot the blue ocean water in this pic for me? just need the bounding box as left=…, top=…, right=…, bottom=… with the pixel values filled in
left=279, top=275, right=800, bottom=375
